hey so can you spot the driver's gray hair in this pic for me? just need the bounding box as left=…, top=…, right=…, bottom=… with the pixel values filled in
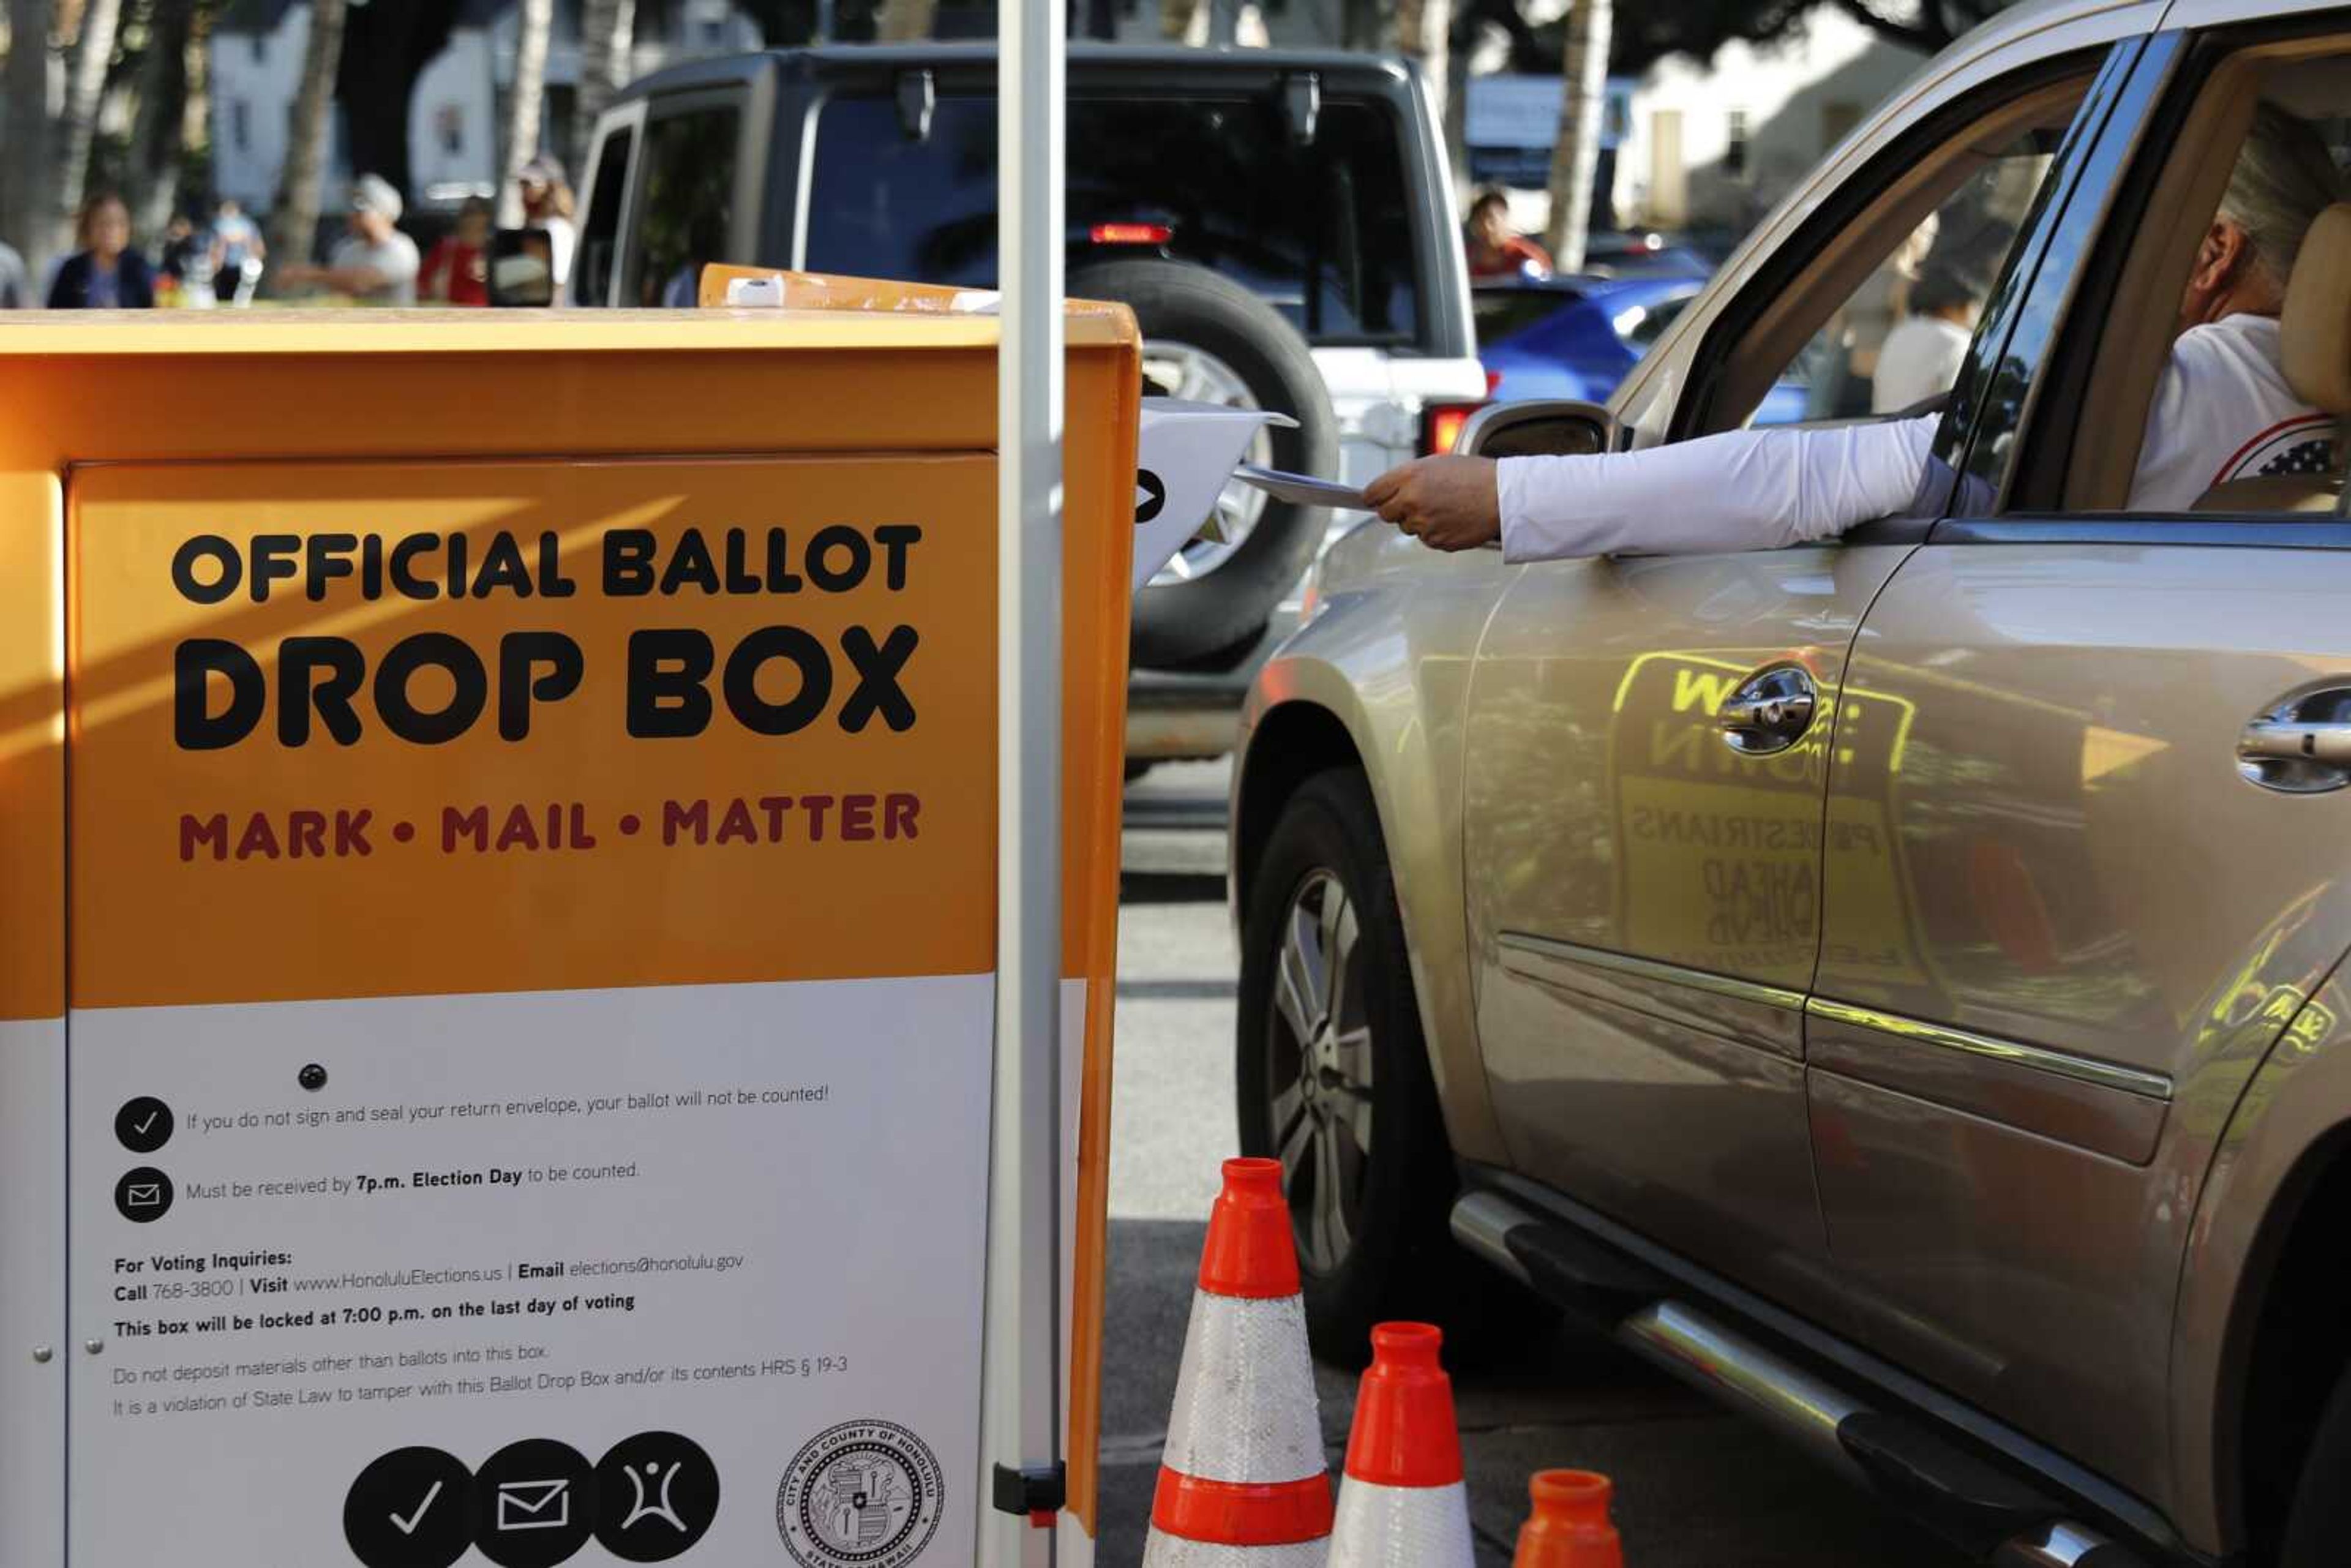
left=2219, top=101, right=2346, bottom=288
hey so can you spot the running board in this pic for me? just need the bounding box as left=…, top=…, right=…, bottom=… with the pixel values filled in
left=1450, top=1190, right=2156, bottom=1568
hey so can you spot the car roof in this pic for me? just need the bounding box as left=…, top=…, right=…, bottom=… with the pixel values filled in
left=614, top=42, right=1415, bottom=105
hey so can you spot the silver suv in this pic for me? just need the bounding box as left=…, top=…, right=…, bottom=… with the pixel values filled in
left=1231, top=2, right=2351, bottom=1562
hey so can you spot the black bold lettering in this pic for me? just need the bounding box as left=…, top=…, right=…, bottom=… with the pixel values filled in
left=604, top=530, right=656, bottom=596
left=250, top=535, right=301, bottom=602
left=174, top=639, right=265, bottom=751
left=389, top=535, right=441, bottom=599
left=874, top=525, right=921, bottom=590
left=722, top=626, right=831, bottom=737
left=170, top=536, right=241, bottom=604
left=537, top=532, right=577, bottom=598
left=838, top=625, right=918, bottom=732
left=497, top=632, right=584, bottom=741
left=659, top=530, right=720, bottom=596
left=627, top=629, right=714, bottom=738
left=373, top=632, right=487, bottom=745
left=306, top=534, right=358, bottom=601
left=806, top=525, right=871, bottom=592
left=471, top=533, right=533, bottom=597
left=278, top=637, right=365, bottom=747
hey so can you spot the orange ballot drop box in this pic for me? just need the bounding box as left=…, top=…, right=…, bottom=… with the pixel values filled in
left=0, top=299, right=1146, bottom=1568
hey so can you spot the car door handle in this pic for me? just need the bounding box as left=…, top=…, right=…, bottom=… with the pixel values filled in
left=2238, top=720, right=2351, bottom=765
left=1717, top=665, right=1818, bottom=756
left=2239, top=686, right=2351, bottom=793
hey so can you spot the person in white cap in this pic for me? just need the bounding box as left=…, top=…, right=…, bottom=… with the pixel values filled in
left=279, top=173, right=420, bottom=305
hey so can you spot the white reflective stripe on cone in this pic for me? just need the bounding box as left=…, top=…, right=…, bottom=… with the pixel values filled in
left=1326, top=1479, right=1478, bottom=1567
left=1160, top=1291, right=1325, bottom=1484
left=1142, top=1530, right=1332, bottom=1567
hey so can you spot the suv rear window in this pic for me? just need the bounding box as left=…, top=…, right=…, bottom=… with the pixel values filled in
left=804, top=93, right=1420, bottom=347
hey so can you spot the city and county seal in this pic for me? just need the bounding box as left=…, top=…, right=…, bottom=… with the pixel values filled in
left=776, top=1419, right=945, bottom=1567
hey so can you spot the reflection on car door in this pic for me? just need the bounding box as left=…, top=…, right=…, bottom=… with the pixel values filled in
left=1462, top=544, right=1917, bottom=1302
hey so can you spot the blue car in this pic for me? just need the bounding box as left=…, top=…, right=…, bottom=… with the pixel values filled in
left=1475, top=273, right=1811, bottom=425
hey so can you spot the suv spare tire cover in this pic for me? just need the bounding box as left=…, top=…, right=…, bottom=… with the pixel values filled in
left=1073, top=258, right=1341, bottom=670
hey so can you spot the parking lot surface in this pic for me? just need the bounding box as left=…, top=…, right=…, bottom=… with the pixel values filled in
left=1101, top=762, right=1971, bottom=1566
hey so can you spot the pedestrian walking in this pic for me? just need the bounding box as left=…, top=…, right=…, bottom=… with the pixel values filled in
left=277, top=174, right=421, bottom=305
left=420, top=195, right=493, bottom=305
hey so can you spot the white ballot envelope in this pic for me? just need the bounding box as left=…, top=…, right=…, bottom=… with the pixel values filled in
left=1131, top=400, right=1299, bottom=591
left=1231, top=464, right=1374, bottom=512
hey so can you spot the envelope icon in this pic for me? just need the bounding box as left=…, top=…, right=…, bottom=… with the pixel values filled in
left=124, top=1184, right=162, bottom=1208
left=496, top=1479, right=570, bottom=1532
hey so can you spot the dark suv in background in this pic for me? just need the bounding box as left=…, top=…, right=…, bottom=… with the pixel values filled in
left=570, top=45, right=1485, bottom=757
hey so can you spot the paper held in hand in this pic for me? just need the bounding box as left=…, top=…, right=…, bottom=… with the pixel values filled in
left=1131, top=400, right=1301, bottom=590
left=1232, top=464, right=1374, bottom=512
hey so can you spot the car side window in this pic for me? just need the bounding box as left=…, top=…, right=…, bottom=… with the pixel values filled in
left=626, top=105, right=741, bottom=309
left=573, top=127, right=632, bottom=309
left=1992, top=27, right=2351, bottom=518
left=1679, top=59, right=2111, bottom=438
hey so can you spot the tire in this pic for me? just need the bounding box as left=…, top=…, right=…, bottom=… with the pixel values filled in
left=1071, top=258, right=1339, bottom=671
left=2279, top=1362, right=2351, bottom=1564
left=1236, top=768, right=1550, bottom=1364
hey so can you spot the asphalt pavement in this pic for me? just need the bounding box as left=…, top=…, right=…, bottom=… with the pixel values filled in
left=1102, top=760, right=1971, bottom=1567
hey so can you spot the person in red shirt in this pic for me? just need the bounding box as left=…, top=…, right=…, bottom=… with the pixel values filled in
left=1464, top=189, right=1554, bottom=281
left=419, top=195, right=492, bottom=306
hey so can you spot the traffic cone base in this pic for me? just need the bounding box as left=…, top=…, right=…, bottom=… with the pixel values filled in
left=1138, top=1536, right=1330, bottom=1567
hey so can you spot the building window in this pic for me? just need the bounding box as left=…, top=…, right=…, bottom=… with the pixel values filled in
left=1725, top=108, right=1751, bottom=179
left=249, top=33, right=265, bottom=64
left=435, top=103, right=464, bottom=156
left=231, top=99, right=250, bottom=153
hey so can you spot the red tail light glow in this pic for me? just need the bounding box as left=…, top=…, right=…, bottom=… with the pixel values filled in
left=1089, top=223, right=1174, bottom=246
left=1422, top=401, right=1485, bottom=456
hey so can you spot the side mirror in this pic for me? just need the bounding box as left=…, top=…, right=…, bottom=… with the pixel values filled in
left=486, top=227, right=557, bottom=307
left=1457, top=399, right=1617, bottom=459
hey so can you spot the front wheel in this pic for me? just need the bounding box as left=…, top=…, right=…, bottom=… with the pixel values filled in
left=1236, top=767, right=1548, bottom=1362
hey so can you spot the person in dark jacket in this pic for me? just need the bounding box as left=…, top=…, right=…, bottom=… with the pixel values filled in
left=48, top=193, right=156, bottom=309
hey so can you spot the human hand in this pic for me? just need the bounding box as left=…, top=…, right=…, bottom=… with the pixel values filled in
left=1363, top=456, right=1501, bottom=552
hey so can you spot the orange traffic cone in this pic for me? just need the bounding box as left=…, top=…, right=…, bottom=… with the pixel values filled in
left=1512, top=1470, right=1624, bottom=1567
left=1325, top=1322, right=1477, bottom=1567
left=1141, top=1158, right=1334, bottom=1566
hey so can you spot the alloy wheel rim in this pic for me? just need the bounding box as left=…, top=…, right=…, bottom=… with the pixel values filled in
left=1266, top=868, right=1372, bottom=1274
left=1139, top=337, right=1273, bottom=584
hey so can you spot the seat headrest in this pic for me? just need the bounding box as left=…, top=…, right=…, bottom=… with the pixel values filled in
left=2282, top=202, right=2351, bottom=414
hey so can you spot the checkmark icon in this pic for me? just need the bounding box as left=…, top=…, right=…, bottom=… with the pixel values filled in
left=389, top=1479, right=443, bottom=1536
left=132, top=1111, right=160, bottom=1135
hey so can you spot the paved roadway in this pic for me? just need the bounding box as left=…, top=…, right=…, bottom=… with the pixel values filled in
left=1100, top=762, right=1971, bottom=1567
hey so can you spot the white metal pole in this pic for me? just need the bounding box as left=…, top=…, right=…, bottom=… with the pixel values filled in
left=980, top=0, right=1063, bottom=1554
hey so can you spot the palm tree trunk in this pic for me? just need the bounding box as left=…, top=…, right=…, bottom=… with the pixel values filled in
left=51, top=0, right=122, bottom=252
left=264, top=0, right=347, bottom=279
left=2, top=0, right=56, bottom=271
left=124, top=0, right=195, bottom=241
left=569, top=0, right=634, bottom=176
left=1543, top=0, right=1611, bottom=273
left=500, top=0, right=551, bottom=227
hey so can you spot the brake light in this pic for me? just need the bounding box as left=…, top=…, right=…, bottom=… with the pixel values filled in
left=1090, top=223, right=1174, bottom=246
left=1422, top=400, right=1485, bottom=456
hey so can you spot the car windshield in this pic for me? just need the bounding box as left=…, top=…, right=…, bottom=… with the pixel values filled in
left=804, top=92, right=1421, bottom=347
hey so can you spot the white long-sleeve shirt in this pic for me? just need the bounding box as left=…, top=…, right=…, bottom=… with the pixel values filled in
left=1495, top=314, right=2322, bottom=563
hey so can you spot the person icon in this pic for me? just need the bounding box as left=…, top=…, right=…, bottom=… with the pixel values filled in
left=620, top=1460, right=688, bottom=1533
left=593, top=1433, right=717, bottom=1560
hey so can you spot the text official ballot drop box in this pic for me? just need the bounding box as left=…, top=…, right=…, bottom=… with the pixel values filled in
left=0, top=304, right=1139, bottom=1568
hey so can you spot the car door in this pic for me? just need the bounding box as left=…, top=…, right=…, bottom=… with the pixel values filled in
left=1806, top=18, right=2351, bottom=1511
left=1461, top=40, right=2148, bottom=1308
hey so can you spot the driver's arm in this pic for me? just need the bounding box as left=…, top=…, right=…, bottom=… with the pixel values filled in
left=1498, top=415, right=1938, bottom=561
left=1369, top=415, right=1937, bottom=560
